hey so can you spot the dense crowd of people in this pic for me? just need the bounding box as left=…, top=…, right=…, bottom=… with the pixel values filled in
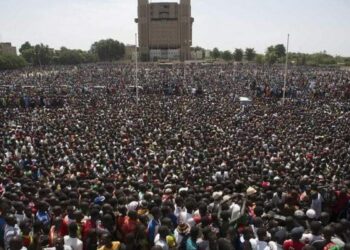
left=0, top=63, right=350, bottom=250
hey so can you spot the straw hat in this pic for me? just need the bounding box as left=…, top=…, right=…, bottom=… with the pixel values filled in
left=246, top=187, right=257, bottom=196
left=212, top=191, right=223, bottom=200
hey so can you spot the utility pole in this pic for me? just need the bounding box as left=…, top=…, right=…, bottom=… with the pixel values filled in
left=135, top=33, right=139, bottom=105
left=282, top=34, right=290, bottom=105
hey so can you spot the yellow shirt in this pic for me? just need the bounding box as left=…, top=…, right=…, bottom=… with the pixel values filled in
left=98, top=242, right=121, bottom=250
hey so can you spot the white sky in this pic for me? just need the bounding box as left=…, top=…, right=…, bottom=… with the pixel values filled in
left=0, top=0, right=349, bottom=56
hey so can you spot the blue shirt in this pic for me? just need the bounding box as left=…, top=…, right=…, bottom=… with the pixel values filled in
left=147, top=219, right=160, bottom=244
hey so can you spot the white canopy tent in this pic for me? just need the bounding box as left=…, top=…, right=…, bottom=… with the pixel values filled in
left=239, top=97, right=252, bottom=106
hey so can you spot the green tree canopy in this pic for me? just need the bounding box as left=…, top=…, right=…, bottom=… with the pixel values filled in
left=345, top=58, right=350, bottom=66
left=274, top=44, right=286, bottom=58
left=19, top=41, right=32, bottom=54
left=233, top=48, right=243, bottom=62
left=255, top=54, right=265, bottom=64
left=221, top=50, right=233, bottom=61
left=21, top=48, right=35, bottom=64
left=211, top=48, right=221, bottom=59
left=245, top=48, right=256, bottom=61
left=265, top=46, right=279, bottom=64
left=263, top=44, right=286, bottom=64
left=19, top=42, right=53, bottom=66
left=90, top=39, right=125, bottom=61
left=0, top=53, right=27, bottom=70
left=33, top=44, right=54, bottom=66
left=53, top=48, right=97, bottom=65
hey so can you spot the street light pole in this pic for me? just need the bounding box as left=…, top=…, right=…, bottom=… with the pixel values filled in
left=135, top=33, right=139, bottom=106
left=282, top=34, right=290, bottom=105
left=184, top=41, right=186, bottom=83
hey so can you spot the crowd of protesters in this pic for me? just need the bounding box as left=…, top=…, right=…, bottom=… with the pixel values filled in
left=0, top=62, right=350, bottom=250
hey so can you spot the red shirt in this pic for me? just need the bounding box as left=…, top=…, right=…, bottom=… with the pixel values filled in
left=82, top=219, right=97, bottom=242
left=117, top=215, right=126, bottom=230
left=333, top=192, right=350, bottom=213
left=283, top=240, right=305, bottom=250
left=121, top=217, right=139, bottom=237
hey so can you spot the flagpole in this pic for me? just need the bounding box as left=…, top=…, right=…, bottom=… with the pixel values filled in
left=282, top=34, right=290, bottom=105
left=135, top=33, right=139, bottom=106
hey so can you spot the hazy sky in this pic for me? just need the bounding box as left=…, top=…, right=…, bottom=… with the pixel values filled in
left=1, top=0, right=350, bottom=56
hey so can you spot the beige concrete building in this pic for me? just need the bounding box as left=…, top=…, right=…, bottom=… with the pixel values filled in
left=0, top=42, right=17, bottom=55
left=135, top=0, right=194, bottom=61
left=124, top=45, right=137, bottom=61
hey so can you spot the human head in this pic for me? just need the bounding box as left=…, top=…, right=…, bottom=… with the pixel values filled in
left=5, top=214, right=17, bottom=226
left=257, top=228, right=267, bottom=241
left=150, top=206, right=161, bottom=220
left=322, top=226, right=334, bottom=242
left=100, top=233, right=113, bottom=247
left=9, top=236, right=23, bottom=250
left=68, top=222, right=78, bottom=238
left=290, top=227, right=304, bottom=241
left=189, top=226, right=200, bottom=240
left=55, top=237, right=65, bottom=250
left=310, top=221, right=322, bottom=236
left=158, top=226, right=170, bottom=240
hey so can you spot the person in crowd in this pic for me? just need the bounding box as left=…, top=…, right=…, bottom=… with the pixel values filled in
left=283, top=227, right=305, bottom=250
left=63, top=223, right=83, bottom=250
left=97, top=233, right=123, bottom=250
left=0, top=63, right=349, bottom=250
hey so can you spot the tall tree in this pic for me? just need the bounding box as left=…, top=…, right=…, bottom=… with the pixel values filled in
left=233, top=48, right=243, bottom=62
left=255, top=54, right=265, bottom=64
left=19, top=43, right=53, bottom=66
left=56, top=49, right=84, bottom=65
left=21, top=48, right=35, bottom=64
left=245, top=48, right=256, bottom=61
left=265, top=46, right=278, bottom=64
left=90, top=39, right=125, bottom=61
left=0, top=54, right=27, bottom=70
left=33, top=44, right=53, bottom=66
left=19, top=41, right=33, bottom=54
left=221, top=50, right=233, bottom=61
left=274, top=44, right=286, bottom=58
left=211, top=48, right=221, bottom=59
left=345, top=58, right=350, bottom=66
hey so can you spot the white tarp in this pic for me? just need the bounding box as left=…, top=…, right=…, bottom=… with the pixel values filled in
left=239, top=97, right=251, bottom=102
left=239, top=97, right=252, bottom=108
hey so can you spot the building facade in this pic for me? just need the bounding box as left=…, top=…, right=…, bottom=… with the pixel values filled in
left=135, top=0, right=194, bottom=61
left=0, top=42, right=17, bottom=55
left=124, top=45, right=137, bottom=61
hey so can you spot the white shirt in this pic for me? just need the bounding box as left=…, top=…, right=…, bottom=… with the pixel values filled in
left=250, top=239, right=271, bottom=250
left=301, top=233, right=323, bottom=244
left=268, top=241, right=283, bottom=250
left=15, top=213, right=26, bottom=224
left=272, top=193, right=284, bottom=207
left=154, top=238, right=169, bottom=250
left=43, top=246, right=72, bottom=250
left=4, top=224, right=21, bottom=250
left=311, top=193, right=323, bottom=218
left=174, top=205, right=186, bottom=217
left=63, top=236, right=83, bottom=250
left=213, top=171, right=229, bottom=181
left=179, top=211, right=195, bottom=227
left=230, top=203, right=241, bottom=222
left=174, top=229, right=189, bottom=246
